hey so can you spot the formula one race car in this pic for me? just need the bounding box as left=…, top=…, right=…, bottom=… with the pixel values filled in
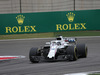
left=29, top=36, right=88, bottom=63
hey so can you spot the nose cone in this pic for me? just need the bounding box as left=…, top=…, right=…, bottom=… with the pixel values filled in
left=47, top=46, right=57, bottom=58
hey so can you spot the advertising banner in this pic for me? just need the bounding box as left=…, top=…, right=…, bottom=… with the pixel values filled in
left=0, top=9, right=100, bottom=35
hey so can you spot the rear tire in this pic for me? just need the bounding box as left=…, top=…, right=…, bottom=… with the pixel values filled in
left=29, top=47, right=40, bottom=63
left=66, top=46, right=78, bottom=61
left=76, top=44, right=88, bottom=58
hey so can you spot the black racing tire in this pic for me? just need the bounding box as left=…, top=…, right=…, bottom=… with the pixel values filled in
left=29, top=47, right=40, bottom=63
left=76, top=44, right=88, bottom=58
left=66, top=46, right=78, bottom=61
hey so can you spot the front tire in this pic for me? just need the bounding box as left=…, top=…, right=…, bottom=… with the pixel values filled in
left=29, top=47, right=40, bottom=63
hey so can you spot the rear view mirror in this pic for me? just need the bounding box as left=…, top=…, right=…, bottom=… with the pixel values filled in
left=46, top=42, right=50, bottom=45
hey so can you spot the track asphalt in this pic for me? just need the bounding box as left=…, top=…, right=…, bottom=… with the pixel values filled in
left=0, top=37, right=100, bottom=75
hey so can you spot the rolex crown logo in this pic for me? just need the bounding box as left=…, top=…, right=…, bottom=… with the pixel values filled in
left=66, top=12, right=75, bottom=22
left=16, top=15, right=25, bottom=25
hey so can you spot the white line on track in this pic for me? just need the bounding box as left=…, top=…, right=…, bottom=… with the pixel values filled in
left=64, top=73, right=87, bottom=75
left=0, top=55, right=26, bottom=61
left=64, top=71, right=100, bottom=75
left=0, top=56, right=25, bottom=58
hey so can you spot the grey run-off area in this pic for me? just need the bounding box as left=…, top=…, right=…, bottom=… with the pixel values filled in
left=0, top=37, right=100, bottom=75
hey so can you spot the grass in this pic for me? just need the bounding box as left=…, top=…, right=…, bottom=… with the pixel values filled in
left=54, top=31, right=100, bottom=37
left=0, top=31, right=100, bottom=40
left=89, top=73, right=100, bottom=75
left=0, top=32, right=54, bottom=40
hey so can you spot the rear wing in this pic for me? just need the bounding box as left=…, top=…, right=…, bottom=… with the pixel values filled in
left=65, top=38, right=77, bottom=43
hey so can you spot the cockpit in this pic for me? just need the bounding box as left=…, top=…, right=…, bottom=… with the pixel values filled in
left=57, top=42, right=61, bottom=45
left=51, top=41, right=61, bottom=46
left=51, top=42, right=56, bottom=46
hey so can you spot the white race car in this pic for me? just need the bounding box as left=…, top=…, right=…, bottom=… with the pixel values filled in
left=29, top=36, right=88, bottom=63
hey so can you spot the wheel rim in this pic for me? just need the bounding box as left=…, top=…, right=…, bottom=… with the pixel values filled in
left=85, top=47, right=88, bottom=57
left=74, top=48, right=78, bottom=60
